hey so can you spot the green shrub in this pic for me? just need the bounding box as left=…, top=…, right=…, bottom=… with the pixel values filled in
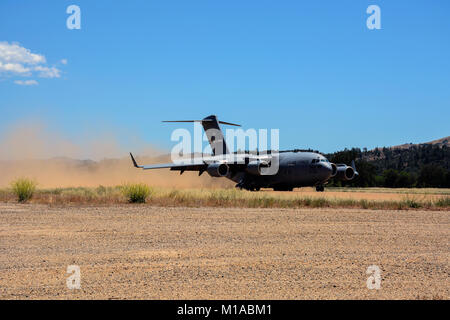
left=11, top=178, right=37, bottom=203
left=122, top=183, right=151, bottom=203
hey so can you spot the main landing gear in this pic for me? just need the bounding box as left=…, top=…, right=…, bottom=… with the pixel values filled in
left=236, top=185, right=260, bottom=191
left=235, top=180, right=260, bottom=191
left=315, top=185, right=325, bottom=192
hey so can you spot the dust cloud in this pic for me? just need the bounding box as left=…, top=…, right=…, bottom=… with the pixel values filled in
left=0, top=120, right=231, bottom=189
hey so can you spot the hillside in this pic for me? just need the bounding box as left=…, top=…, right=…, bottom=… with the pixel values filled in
left=386, top=136, right=449, bottom=150
left=327, top=136, right=450, bottom=188
left=363, top=136, right=449, bottom=172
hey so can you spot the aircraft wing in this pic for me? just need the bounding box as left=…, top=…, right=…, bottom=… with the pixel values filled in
left=142, top=163, right=207, bottom=170
left=130, top=152, right=274, bottom=173
left=130, top=153, right=207, bottom=171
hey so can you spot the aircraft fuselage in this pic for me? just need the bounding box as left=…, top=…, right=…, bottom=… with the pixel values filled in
left=228, top=152, right=334, bottom=191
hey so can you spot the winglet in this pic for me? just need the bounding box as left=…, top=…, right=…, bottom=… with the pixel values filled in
left=129, top=152, right=142, bottom=168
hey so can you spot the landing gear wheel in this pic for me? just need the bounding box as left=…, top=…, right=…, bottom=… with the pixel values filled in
left=316, top=185, right=325, bottom=192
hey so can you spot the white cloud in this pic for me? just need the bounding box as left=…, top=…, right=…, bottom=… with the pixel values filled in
left=34, top=66, right=61, bottom=78
left=0, top=42, right=45, bottom=65
left=0, top=42, right=63, bottom=81
left=0, top=62, right=30, bottom=74
left=14, top=80, right=38, bottom=86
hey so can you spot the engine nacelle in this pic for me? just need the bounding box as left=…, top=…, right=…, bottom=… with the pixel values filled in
left=246, top=160, right=269, bottom=176
left=335, top=165, right=355, bottom=181
left=207, top=163, right=229, bottom=177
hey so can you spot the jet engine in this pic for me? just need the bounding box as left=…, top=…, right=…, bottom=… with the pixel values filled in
left=335, top=165, right=355, bottom=180
left=207, top=163, right=229, bottom=177
left=334, top=160, right=359, bottom=181
left=246, top=160, right=269, bottom=176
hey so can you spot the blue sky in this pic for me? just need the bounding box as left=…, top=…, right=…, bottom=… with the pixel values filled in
left=1, top=0, right=449, bottom=158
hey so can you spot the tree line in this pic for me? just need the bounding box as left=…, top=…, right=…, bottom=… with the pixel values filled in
left=325, top=144, right=450, bottom=188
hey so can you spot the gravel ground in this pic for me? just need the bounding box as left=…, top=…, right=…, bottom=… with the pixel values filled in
left=0, top=203, right=448, bottom=299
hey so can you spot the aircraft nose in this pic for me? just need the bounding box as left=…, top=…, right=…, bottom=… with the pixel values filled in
left=322, top=162, right=333, bottom=178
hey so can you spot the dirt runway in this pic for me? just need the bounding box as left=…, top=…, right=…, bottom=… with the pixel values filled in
left=0, top=203, right=448, bottom=299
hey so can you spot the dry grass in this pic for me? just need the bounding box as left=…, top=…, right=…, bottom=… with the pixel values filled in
left=327, top=187, right=450, bottom=195
left=0, top=186, right=449, bottom=210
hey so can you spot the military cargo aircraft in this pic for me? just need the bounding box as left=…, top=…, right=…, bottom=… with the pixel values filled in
left=130, top=115, right=358, bottom=191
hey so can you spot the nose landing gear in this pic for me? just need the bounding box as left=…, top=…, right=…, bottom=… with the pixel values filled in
left=315, top=185, right=325, bottom=192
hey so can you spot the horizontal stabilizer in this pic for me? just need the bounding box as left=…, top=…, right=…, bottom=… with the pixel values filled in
left=162, top=119, right=240, bottom=127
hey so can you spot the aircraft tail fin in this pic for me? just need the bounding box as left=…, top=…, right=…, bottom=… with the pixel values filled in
left=163, top=115, right=240, bottom=155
